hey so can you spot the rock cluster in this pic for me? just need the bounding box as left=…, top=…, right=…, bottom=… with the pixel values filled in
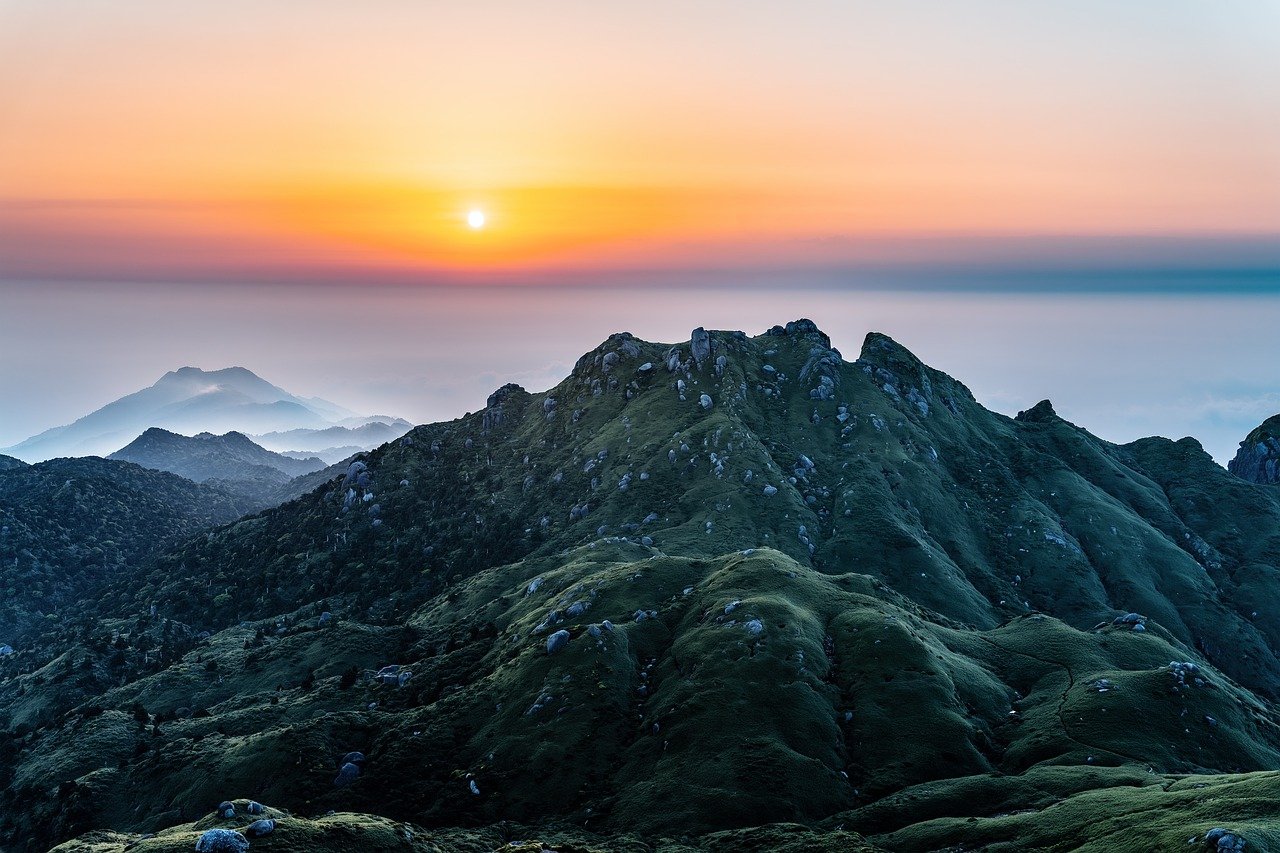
left=1228, top=415, right=1280, bottom=484
left=1204, top=828, right=1246, bottom=852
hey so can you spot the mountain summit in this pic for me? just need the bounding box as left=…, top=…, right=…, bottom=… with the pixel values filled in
left=7, top=321, right=1280, bottom=853
left=1, top=367, right=391, bottom=461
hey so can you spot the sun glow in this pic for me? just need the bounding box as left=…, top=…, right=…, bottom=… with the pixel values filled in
left=467, top=209, right=486, bottom=229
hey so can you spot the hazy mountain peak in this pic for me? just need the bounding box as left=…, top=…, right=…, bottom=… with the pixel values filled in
left=2, top=367, right=394, bottom=462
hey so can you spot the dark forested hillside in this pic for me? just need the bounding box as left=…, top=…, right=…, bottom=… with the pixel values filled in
left=109, top=428, right=325, bottom=483
left=0, top=457, right=254, bottom=651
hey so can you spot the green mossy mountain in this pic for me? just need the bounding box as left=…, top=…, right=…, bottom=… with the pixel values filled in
left=5, top=321, right=1280, bottom=852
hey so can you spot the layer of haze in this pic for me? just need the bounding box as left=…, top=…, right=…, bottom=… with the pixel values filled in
left=3, top=278, right=1279, bottom=466
left=2, top=1, right=1279, bottom=277
left=2, top=3, right=1278, bottom=467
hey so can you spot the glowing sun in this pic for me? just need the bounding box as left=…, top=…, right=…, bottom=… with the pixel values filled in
left=467, top=209, right=486, bottom=229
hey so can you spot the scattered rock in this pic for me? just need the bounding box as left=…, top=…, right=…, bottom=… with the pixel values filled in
left=335, top=762, right=361, bottom=787
left=245, top=819, right=275, bottom=838
left=1112, top=612, right=1146, bottom=628
left=194, top=829, right=249, bottom=853
left=341, top=461, right=367, bottom=487
left=1204, top=828, right=1246, bottom=852
left=1169, top=661, right=1203, bottom=688
left=547, top=630, right=570, bottom=654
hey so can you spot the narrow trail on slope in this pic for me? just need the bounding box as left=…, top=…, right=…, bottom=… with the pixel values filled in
left=976, top=633, right=1153, bottom=768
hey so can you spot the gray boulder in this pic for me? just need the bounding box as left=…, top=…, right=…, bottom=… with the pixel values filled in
left=195, top=829, right=249, bottom=853
left=342, top=461, right=367, bottom=487
left=691, top=327, right=711, bottom=365
left=335, top=762, right=361, bottom=787
left=1205, top=828, right=1246, bottom=852
left=547, top=629, right=571, bottom=654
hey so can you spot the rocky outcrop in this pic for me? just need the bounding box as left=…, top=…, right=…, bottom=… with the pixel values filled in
left=690, top=327, right=712, bottom=366
left=483, top=383, right=527, bottom=432
left=1016, top=399, right=1058, bottom=423
left=1228, top=415, right=1280, bottom=484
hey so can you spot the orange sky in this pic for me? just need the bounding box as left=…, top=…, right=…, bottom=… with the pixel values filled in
left=1, top=1, right=1278, bottom=278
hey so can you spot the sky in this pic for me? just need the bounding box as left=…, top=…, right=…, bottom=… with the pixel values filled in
left=1, top=0, right=1278, bottom=278
left=1, top=2, right=1279, bottom=464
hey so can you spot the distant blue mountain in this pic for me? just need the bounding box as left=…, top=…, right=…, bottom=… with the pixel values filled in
left=2, top=366, right=394, bottom=461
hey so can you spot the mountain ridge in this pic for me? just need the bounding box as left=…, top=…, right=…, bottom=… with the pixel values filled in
left=109, top=427, right=326, bottom=482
